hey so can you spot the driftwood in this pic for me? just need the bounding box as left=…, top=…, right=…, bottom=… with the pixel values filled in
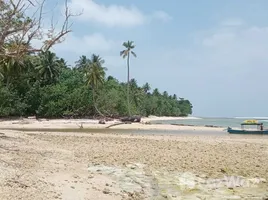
left=98, top=120, right=105, bottom=124
left=171, top=123, right=222, bottom=128
left=120, top=116, right=141, bottom=123
left=76, top=123, right=83, bottom=129
left=106, top=122, right=126, bottom=129
left=171, top=123, right=195, bottom=127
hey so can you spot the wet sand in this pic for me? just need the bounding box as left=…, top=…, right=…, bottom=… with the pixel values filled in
left=0, top=129, right=268, bottom=200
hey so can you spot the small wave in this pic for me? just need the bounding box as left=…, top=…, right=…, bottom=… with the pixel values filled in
left=234, top=117, right=268, bottom=120
left=181, top=117, right=202, bottom=120
left=259, top=120, right=268, bottom=122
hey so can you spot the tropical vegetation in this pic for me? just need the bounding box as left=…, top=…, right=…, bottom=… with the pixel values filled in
left=0, top=0, right=193, bottom=118
left=0, top=49, right=193, bottom=118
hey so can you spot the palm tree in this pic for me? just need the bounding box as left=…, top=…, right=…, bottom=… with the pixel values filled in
left=0, top=39, right=33, bottom=85
left=35, top=51, right=62, bottom=84
left=84, top=54, right=107, bottom=116
left=142, top=82, right=151, bottom=94
left=75, top=55, right=88, bottom=72
left=163, top=91, right=169, bottom=98
left=120, top=41, right=136, bottom=116
left=0, top=56, right=25, bottom=86
left=152, top=88, right=160, bottom=96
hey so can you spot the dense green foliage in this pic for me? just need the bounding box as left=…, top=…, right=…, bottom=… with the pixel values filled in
left=0, top=1, right=192, bottom=118
left=0, top=51, right=192, bottom=118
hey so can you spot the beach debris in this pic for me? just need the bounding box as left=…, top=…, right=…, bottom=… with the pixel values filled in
left=27, top=116, right=36, bottom=120
left=120, top=116, right=141, bottom=123
left=106, top=122, right=125, bottom=128
left=76, top=123, right=84, bottom=129
left=99, top=119, right=106, bottom=124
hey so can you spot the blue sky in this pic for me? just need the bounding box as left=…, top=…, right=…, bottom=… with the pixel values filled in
left=42, top=0, right=268, bottom=117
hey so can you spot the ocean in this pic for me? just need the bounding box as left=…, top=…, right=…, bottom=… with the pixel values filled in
left=150, top=117, right=268, bottom=129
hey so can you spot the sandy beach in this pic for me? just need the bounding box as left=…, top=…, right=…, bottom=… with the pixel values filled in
left=0, top=118, right=268, bottom=199
left=141, top=115, right=201, bottom=122
left=0, top=116, right=220, bottom=132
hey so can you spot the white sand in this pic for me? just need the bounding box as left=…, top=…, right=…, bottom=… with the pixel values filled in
left=0, top=117, right=222, bottom=132
left=141, top=115, right=201, bottom=122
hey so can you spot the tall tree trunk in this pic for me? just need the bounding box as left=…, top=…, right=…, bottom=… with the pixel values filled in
left=92, top=87, right=104, bottom=117
left=127, top=53, right=131, bottom=116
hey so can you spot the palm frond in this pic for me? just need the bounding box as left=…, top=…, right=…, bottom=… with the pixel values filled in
left=131, top=51, right=137, bottom=57
left=123, top=41, right=135, bottom=49
left=122, top=42, right=129, bottom=48
left=128, top=41, right=135, bottom=49
left=120, top=50, right=126, bottom=56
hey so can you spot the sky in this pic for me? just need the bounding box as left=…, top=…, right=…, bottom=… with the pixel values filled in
left=38, top=0, right=268, bottom=117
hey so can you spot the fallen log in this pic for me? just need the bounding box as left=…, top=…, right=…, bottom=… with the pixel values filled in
left=120, top=116, right=141, bottom=123
left=106, top=122, right=126, bottom=128
left=98, top=119, right=106, bottom=124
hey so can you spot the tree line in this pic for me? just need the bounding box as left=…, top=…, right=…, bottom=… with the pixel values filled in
left=0, top=0, right=192, bottom=119
left=0, top=49, right=192, bottom=118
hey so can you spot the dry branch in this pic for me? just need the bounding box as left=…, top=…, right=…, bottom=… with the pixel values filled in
left=0, top=0, right=80, bottom=59
left=106, top=122, right=126, bottom=129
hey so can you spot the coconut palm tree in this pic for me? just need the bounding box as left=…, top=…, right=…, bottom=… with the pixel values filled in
left=120, top=40, right=136, bottom=116
left=84, top=54, right=107, bottom=116
left=0, top=56, right=25, bottom=85
left=0, top=39, right=33, bottom=85
left=142, top=82, right=151, bottom=94
left=35, top=51, right=62, bottom=84
left=75, top=55, right=89, bottom=72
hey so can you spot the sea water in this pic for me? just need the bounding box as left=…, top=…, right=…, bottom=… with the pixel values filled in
left=151, top=117, right=268, bottom=129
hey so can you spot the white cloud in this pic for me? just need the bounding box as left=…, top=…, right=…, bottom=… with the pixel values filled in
left=83, top=33, right=114, bottom=51
left=176, top=21, right=268, bottom=72
left=151, top=11, right=172, bottom=22
left=198, top=25, right=268, bottom=70
left=202, top=32, right=236, bottom=47
left=68, top=0, right=171, bottom=27
left=133, top=20, right=268, bottom=116
left=221, top=18, right=245, bottom=27
left=53, top=32, right=115, bottom=54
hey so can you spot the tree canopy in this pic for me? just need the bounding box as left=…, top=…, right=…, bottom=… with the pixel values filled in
left=0, top=49, right=193, bottom=118
left=0, top=2, right=193, bottom=118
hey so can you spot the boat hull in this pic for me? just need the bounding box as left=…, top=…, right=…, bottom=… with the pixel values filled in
left=227, top=127, right=268, bottom=135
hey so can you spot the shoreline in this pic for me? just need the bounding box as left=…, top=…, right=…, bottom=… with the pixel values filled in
left=0, top=117, right=224, bottom=132
left=141, top=115, right=201, bottom=122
